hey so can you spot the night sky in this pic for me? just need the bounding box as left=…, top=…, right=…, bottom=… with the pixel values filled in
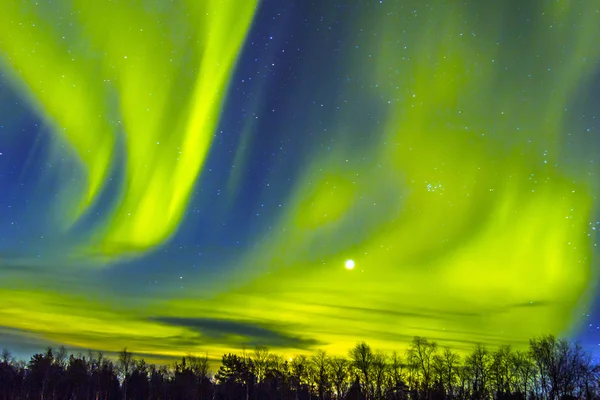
left=1, top=0, right=600, bottom=361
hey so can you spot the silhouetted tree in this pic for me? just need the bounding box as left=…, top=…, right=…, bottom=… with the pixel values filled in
left=0, top=349, right=19, bottom=400
left=371, top=351, right=387, bottom=400
left=330, top=356, right=349, bottom=400
left=65, top=354, right=89, bottom=400
left=346, top=374, right=365, bottom=400
left=439, top=346, right=460, bottom=397
left=349, top=342, right=374, bottom=399
left=148, top=364, right=168, bottom=400
left=262, top=354, right=292, bottom=400
left=291, top=355, right=310, bottom=400
left=26, top=348, right=63, bottom=400
left=1, top=349, right=10, bottom=364
left=215, top=353, right=254, bottom=400
left=466, top=343, right=491, bottom=400
left=126, top=358, right=150, bottom=400
left=386, top=351, right=408, bottom=400
left=1, top=334, right=599, bottom=400
left=407, top=336, right=437, bottom=399
left=117, top=348, right=134, bottom=400
left=311, top=350, right=331, bottom=400
left=510, top=350, right=534, bottom=399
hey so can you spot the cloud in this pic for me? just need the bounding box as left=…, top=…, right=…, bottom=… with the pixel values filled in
left=152, top=317, right=321, bottom=350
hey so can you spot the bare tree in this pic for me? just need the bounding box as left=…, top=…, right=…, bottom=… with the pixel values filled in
left=387, top=350, right=407, bottom=398
left=311, top=349, right=331, bottom=400
left=407, top=336, right=437, bottom=397
left=442, top=347, right=460, bottom=397
left=253, top=346, right=269, bottom=383
left=118, top=348, right=134, bottom=378
left=329, top=356, right=349, bottom=399
left=529, top=335, right=561, bottom=399
left=118, top=348, right=135, bottom=400
left=489, top=345, right=513, bottom=397
left=466, top=343, right=490, bottom=400
left=267, top=353, right=285, bottom=371
left=349, top=342, right=374, bottom=399
left=371, top=351, right=387, bottom=400
left=388, top=351, right=405, bottom=385
left=55, top=346, right=68, bottom=369
left=187, top=352, right=210, bottom=379
left=291, top=355, right=309, bottom=400
left=576, top=349, right=600, bottom=399
left=511, top=350, right=535, bottom=397
left=456, top=364, right=472, bottom=400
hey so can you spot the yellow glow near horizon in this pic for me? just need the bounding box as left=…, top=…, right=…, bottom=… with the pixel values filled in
left=0, top=0, right=258, bottom=256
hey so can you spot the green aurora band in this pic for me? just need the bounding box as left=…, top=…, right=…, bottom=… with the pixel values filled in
left=0, top=0, right=258, bottom=254
left=0, top=0, right=599, bottom=359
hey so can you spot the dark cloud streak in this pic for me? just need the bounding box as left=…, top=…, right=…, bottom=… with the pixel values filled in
left=152, top=317, right=321, bottom=350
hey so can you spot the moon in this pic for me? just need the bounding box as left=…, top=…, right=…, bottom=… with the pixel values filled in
left=345, top=259, right=355, bottom=270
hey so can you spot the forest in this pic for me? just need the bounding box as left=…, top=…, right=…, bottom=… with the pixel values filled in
left=0, top=335, right=598, bottom=400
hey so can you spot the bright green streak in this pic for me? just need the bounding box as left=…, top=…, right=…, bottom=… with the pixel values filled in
left=0, top=0, right=257, bottom=255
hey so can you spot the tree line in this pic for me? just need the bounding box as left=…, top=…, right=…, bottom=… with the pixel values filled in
left=0, top=334, right=598, bottom=400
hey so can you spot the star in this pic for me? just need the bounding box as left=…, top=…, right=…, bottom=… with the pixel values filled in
left=345, top=259, right=355, bottom=270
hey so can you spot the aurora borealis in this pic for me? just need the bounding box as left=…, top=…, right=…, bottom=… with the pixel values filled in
left=1, top=0, right=600, bottom=360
